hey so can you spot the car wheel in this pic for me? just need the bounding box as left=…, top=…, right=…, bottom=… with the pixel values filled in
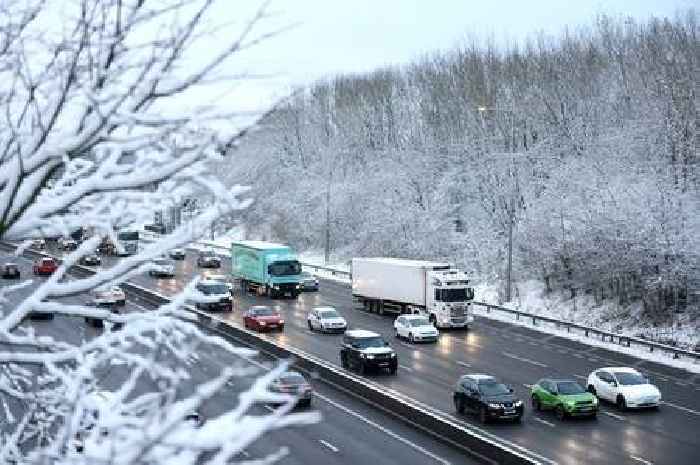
left=340, top=355, right=348, bottom=369
left=555, top=405, right=566, bottom=420
left=389, top=365, right=397, bottom=375
left=587, top=385, right=596, bottom=396
left=358, top=362, right=366, bottom=375
left=455, top=397, right=465, bottom=414
left=394, top=329, right=399, bottom=338
left=590, top=412, right=598, bottom=420
left=616, top=395, right=627, bottom=411
left=479, top=406, right=488, bottom=424
left=532, top=395, right=541, bottom=411
left=308, top=321, right=313, bottom=331
left=408, top=333, right=414, bottom=343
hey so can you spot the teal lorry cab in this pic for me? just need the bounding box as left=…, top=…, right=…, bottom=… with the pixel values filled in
left=231, top=241, right=302, bottom=298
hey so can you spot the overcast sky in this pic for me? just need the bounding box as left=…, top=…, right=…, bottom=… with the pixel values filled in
left=205, top=0, right=695, bottom=114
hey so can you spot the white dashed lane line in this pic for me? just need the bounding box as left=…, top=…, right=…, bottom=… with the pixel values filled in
left=399, top=364, right=414, bottom=372
left=601, top=411, right=626, bottom=421
left=630, top=455, right=654, bottom=465
left=532, top=417, right=556, bottom=427
left=315, top=392, right=451, bottom=465
left=456, top=361, right=471, bottom=368
left=318, top=439, right=339, bottom=453
left=501, top=352, right=548, bottom=368
left=661, top=401, right=700, bottom=416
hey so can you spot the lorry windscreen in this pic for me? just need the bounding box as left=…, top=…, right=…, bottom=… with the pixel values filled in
left=117, top=231, right=139, bottom=241
left=268, top=261, right=301, bottom=276
left=435, top=288, right=474, bottom=302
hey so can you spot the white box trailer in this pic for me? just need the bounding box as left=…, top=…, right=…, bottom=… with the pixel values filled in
left=352, top=258, right=475, bottom=329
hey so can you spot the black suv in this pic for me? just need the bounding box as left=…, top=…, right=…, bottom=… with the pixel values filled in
left=340, top=330, right=397, bottom=375
left=197, top=251, right=221, bottom=268
left=453, top=374, right=524, bottom=423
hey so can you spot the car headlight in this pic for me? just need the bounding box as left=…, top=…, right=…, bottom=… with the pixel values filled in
left=279, top=319, right=284, bottom=324
left=488, top=403, right=501, bottom=409
left=592, top=397, right=598, bottom=405
left=273, top=285, right=279, bottom=289
left=514, top=400, right=523, bottom=407
left=390, top=353, right=396, bottom=358
left=366, top=354, right=375, bottom=359
left=259, top=321, right=266, bottom=325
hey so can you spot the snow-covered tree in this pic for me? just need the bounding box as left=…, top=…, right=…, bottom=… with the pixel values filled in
left=0, top=1, right=318, bottom=463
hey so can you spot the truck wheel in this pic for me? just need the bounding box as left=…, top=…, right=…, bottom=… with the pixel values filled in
left=308, top=321, right=313, bottom=331
left=429, top=314, right=437, bottom=327
left=377, top=302, right=384, bottom=315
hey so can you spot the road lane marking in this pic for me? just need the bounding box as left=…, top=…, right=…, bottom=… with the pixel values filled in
left=399, top=364, right=414, bottom=372
left=630, top=455, right=654, bottom=465
left=661, top=401, right=700, bottom=416
left=318, top=439, right=339, bottom=452
left=523, top=384, right=533, bottom=389
left=574, top=374, right=587, bottom=380
left=501, top=352, right=548, bottom=368
left=533, top=417, right=555, bottom=427
left=315, top=392, right=451, bottom=465
left=602, top=411, right=625, bottom=420
left=456, top=361, right=471, bottom=368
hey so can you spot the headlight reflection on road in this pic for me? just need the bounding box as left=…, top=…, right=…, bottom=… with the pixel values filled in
left=437, top=334, right=454, bottom=356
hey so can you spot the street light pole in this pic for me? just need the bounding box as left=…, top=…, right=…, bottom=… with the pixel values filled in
left=478, top=105, right=516, bottom=302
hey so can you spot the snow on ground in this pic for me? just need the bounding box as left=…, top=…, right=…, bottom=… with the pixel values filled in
left=475, top=280, right=698, bottom=350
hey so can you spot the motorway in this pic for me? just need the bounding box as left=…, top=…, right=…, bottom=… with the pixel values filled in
left=141, top=246, right=700, bottom=465
left=0, top=249, right=474, bottom=465
left=17, top=243, right=700, bottom=464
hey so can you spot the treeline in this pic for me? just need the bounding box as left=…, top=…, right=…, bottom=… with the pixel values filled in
left=219, top=12, right=698, bottom=325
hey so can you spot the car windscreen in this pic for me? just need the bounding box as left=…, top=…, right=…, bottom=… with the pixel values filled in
left=117, top=232, right=139, bottom=241
left=478, top=381, right=510, bottom=396
left=435, top=288, right=475, bottom=302
left=556, top=381, right=585, bottom=395
left=251, top=307, right=275, bottom=316
left=199, top=284, right=229, bottom=295
left=354, top=337, right=385, bottom=349
left=319, top=310, right=339, bottom=319
left=278, top=373, right=306, bottom=385
left=614, top=372, right=647, bottom=386
left=408, top=318, right=430, bottom=327
left=268, top=260, right=301, bottom=276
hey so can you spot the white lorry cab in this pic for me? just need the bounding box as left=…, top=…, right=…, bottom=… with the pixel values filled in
left=352, top=258, right=475, bottom=329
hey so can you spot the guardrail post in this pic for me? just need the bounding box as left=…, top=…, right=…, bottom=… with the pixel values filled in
left=566, top=325, right=570, bottom=333
left=585, top=329, right=589, bottom=337
left=531, top=316, right=536, bottom=325
left=515, top=312, right=520, bottom=321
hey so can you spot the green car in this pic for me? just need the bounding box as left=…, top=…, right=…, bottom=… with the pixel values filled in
left=531, top=379, right=598, bottom=420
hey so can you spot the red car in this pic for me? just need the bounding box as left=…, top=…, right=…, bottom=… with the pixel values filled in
left=244, top=306, right=284, bottom=332
left=33, top=257, right=58, bottom=276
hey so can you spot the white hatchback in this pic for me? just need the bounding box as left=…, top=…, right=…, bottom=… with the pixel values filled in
left=307, top=306, right=347, bottom=333
left=586, top=367, right=661, bottom=410
left=394, top=314, right=439, bottom=343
